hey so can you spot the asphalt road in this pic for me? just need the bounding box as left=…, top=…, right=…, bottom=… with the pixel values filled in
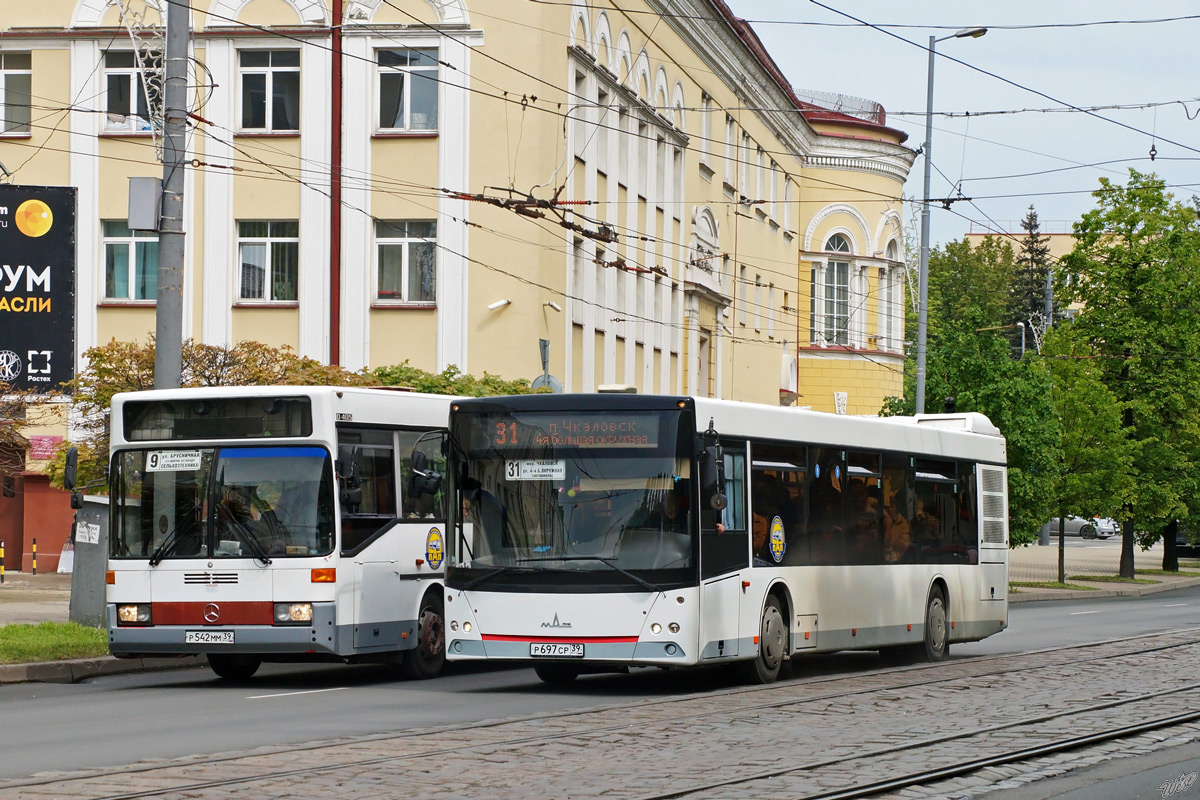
left=3, top=584, right=1199, bottom=781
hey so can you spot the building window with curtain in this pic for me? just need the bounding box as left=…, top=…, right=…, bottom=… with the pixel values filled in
left=103, top=221, right=158, bottom=301
left=823, top=234, right=851, bottom=345
left=0, top=52, right=31, bottom=135
left=239, top=50, right=300, bottom=132
left=376, top=220, right=437, bottom=304
left=377, top=48, right=439, bottom=132
left=104, top=50, right=161, bottom=133
left=237, top=221, right=298, bottom=303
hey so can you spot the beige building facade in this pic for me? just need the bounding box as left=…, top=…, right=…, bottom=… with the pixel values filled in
left=0, top=0, right=914, bottom=414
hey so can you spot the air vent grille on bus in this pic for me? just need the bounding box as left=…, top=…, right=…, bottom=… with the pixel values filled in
left=183, top=572, right=239, bottom=585
left=981, top=469, right=1004, bottom=494
left=982, top=494, right=1005, bottom=519
left=980, top=466, right=1007, bottom=545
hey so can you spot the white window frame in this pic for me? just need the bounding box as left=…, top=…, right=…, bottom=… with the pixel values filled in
left=822, top=234, right=852, bottom=346
left=103, top=49, right=161, bottom=133
left=375, top=219, right=438, bottom=305
left=238, top=49, right=300, bottom=133
left=0, top=52, right=31, bottom=135
left=699, top=92, right=712, bottom=169
left=377, top=47, right=439, bottom=132
left=102, top=221, right=158, bottom=302
left=724, top=116, right=735, bottom=186
left=236, top=220, right=299, bottom=303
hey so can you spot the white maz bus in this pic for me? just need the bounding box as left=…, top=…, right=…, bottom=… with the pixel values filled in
left=106, top=386, right=452, bottom=680
left=442, top=394, right=1008, bottom=684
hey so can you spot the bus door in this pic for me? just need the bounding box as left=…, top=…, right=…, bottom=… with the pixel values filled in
left=699, top=446, right=747, bottom=659
left=339, top=428, right=404, bottom=649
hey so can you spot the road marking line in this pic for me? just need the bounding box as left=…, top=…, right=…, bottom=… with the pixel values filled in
left=1163, top=603, right=1188, bottom=607
left=1069, top=611, right=1100, bottom=616
left=247, top=687, right=348, bottom=700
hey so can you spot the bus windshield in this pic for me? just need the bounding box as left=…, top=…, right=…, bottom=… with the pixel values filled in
left=111, top=445, right=335, bottom=561
left=450, top=407, right=696, bottom=589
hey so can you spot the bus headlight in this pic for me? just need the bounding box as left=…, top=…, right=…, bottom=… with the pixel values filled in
left=274, top=603, right=313, bottom=624
left=117, top=604, right=151, bottom=626
left=650, top=623, right=662, bottom=635
left=669, top=622, right=680, bottom=634
left=463, top=622, right=472, bottom=633
left=450, top=620, right=459, bottom=631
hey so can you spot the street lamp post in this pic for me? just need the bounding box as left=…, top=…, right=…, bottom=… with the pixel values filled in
left=914, top=26, right=986, bottom=414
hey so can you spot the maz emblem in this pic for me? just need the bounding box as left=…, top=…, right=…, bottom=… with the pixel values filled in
left=541, top=613, right=571, bottom=629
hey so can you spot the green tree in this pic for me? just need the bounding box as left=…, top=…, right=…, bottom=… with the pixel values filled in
left=1041, top=326, right=1135, bottom=582
left=372, top=362, right=540, bottom=396
left=883, top=237, right=1056, bottom=544
left=1059, top=171, right=1200, bottom=576
left=1009, top=206, right=1057, bottom=355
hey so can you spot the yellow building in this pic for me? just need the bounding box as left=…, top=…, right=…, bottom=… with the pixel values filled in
left=0, top=0, right=913, bottom=414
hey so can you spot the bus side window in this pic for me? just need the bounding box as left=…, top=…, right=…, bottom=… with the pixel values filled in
left=338, top=428, right=397, bottom=552
left=398, top=430, right=447, bottom=520
left=701, top=445, right=748, bottom=579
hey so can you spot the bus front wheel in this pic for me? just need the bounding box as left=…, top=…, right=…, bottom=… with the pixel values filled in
left=737, top=594, right=788, bottom=684
left=207, top=653, right=261, bottom=681
left=403, top=593, right=446, bottom=680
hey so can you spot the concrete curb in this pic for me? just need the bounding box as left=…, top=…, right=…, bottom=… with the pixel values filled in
left=0, top=655, right=203, bottom=685
left=1009, top=576, right=1200, bottom=603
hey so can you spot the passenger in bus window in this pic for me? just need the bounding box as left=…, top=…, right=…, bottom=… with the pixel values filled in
left=883, top=497, right=912, bottom=563
left=809, top=497, right=843, bottom=564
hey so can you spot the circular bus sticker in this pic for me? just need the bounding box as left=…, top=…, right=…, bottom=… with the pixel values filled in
left=769, top=516, right=786, bottom=563
left=425, top=528, right=444, bottom=570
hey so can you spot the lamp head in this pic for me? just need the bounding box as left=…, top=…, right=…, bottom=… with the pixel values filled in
left=954, top=27, right=987, bottom=39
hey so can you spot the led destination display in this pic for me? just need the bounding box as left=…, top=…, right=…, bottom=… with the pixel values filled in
left=480, top=413, right=661, bottom=450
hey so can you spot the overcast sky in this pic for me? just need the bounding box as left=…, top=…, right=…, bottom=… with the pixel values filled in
left=725, top=1, right=1199, bottom=249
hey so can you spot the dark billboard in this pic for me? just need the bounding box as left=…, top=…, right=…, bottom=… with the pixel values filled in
left=0, top=185, right=76, bottom=393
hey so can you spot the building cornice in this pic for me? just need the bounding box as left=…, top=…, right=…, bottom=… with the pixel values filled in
left=648, top=0, right=815, bottom=165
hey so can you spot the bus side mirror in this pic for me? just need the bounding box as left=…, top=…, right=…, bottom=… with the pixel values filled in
left=701, top=445, right=727, bottom=511
left=70, top=491, right=84, bottom=510
left=63, top=446, right=78, bottom=491
left=409, top=450, right=443, bottom=497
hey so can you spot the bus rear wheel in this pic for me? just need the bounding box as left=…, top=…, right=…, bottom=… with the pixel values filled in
left=737, top=594, right=787, bottom=684
left=403, top=594, right=446, bottom=680
left=207, top=653, right=261, bottom=681
left=534, top=663, right=580, bottom=684
left=920, top=587, right=949, bottom=662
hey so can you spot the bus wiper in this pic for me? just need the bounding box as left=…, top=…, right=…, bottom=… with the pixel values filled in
left=149, top=509, right=199, bottom=566
left=227, top=518, right=273, bottom=566
left=516, top=556, right=664, bottom=594
left=460, top=565, right=532, bottom=591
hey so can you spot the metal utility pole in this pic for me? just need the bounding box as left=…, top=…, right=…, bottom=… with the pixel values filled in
left=154, top=0, right=189, bottom=389
left=915, top=27, right=986, bottom=414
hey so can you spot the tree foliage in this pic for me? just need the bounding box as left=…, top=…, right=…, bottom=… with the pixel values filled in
left=1059, top=171, right=1200, bottom=574
left=372, top=362, right=540, bottom=397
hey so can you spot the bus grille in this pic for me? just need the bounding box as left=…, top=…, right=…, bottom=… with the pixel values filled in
left=183, top=572, right=239, bottom=585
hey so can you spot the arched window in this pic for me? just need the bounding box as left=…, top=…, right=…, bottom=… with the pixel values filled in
left=822, top=235, right=851, bottom=344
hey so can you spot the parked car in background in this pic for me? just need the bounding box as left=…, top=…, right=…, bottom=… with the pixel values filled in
left=1040, top=516, right=1099, bottom=540
left=1092, top=517, right=1120, bottom=538
left=1177, top=523, right=1200, bottom=557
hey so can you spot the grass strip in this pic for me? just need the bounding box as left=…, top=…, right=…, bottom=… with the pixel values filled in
left=0, top=621, right=108, bottom=664
left=1069, top=575, right=1158, bottom=584
left=1137, top=569, right=1200, bottom=577
left=1010, top=581, right=1097, bottom=591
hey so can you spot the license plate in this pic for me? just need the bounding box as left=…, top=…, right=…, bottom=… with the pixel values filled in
left=185, top=630, right=234, bottom=644
left=530, top=642, right=584, bottom=658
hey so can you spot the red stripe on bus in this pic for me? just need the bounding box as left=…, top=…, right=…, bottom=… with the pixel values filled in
left=481, top=634, right=639, bottom=644
left=152, top=602, right=274, bottom=625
